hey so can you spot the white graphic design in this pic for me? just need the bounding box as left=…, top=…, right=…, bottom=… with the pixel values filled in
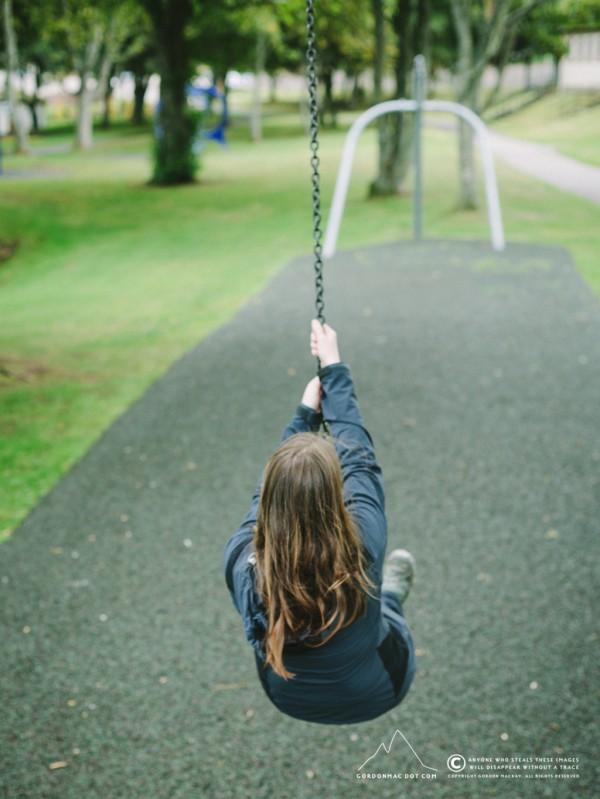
left=447, top=754, right=466, bottom=772
left=357, top=729, right=439, bottom=773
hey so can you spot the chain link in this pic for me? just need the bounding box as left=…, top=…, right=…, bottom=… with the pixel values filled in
left=305, top=0, right=325, bottom=326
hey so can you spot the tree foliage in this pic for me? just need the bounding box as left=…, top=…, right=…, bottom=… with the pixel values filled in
left=4, top=0, right=591, bottom=191
left=560, top=0, right=600, bottom=31
left=268, top=0, right=373, bottom=122
left=10, top=0, right=150, bottom=148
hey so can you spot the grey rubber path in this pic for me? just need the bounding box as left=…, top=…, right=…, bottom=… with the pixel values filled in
left=1, top=241, right=599, bottom=798
left=489, top=131, right=600, bottom=205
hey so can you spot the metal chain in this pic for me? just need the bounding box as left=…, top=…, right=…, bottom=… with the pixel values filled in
left=305, top=0, right=331, bottom=435
left=305, top=0, right=325, bottom=326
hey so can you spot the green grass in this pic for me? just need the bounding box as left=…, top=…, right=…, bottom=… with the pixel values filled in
left=1, top=103, right=599, bottom=541
left=492, top=90, right=600, bottom=167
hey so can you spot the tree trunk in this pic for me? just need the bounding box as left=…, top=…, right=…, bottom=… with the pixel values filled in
left=370, top=0, right=414, bottom=197
left=551, top=54, right=559, bottom=87
left=97, top=57, right=115, bottom=129
left=451, top=0, right=476, bottom=208
left=71, top=23, right=103, bottom=151
left=457, top=120, right=476, bottom=208
left=372, top=0, right=384, bottom=103
left=456, top=73, right=480, bottom=208
left=147, top=0, right=195, bottom=184
left=270, top=74, right=278, bottom=104
left=133, top=74, right=149, bottom=125
left=370, top=114, right=410, bottom=196
left=75, top=77, right=95, bottom=150
left=2, top=0, right=28, bottom=154
left=449, top=0, right=530, bottom=208
left=29, top=65, right=42, bottom=133
left=485, top=24, right=517, bottom=113
left=251, top=27, right=267, bottom=142
left=321, top=67, right=336, bottom=128
left=101, top=83, right=113, bottom=129
left=413, top=0, right=429, bottom=56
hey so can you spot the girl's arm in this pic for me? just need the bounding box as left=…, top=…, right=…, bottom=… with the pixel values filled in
left=320, top=362, right=386, bottom=563
left=311, top=320, right=387, bottom=563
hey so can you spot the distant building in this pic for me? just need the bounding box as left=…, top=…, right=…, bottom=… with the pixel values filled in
left=559, top=31, right=600, bottom=89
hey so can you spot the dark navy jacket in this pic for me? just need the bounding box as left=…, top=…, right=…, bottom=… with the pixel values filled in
left=224, top=363, right=415, bottom=724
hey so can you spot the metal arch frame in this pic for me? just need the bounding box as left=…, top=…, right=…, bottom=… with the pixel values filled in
left=322, top=100, right=506, bottom=258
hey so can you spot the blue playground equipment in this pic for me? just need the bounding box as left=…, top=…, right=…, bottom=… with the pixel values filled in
left=154, top=85, right=229, bottom=150
left=186, top=84, right=229, bottom=149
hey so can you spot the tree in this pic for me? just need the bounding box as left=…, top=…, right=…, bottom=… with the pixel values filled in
left=132, top=0, right=265, bottom=182
left=54, top=0, right=146, bottom=149
left=272, top=0, right=373, bottom=126
left=122, top=38, right=156, bottom=126
left=488, top=0, right=568, bottom=99
left=11, top=2, right=56, bottom=134
left=266, top=0, right=306, bottom=81
left=62, top=3, right=105, bottom=149
left=448, top=0, right=543, bottom=208
left=189, top=2, right=268, bottom=140
left=312, top=0, right=373, bottom=125
left=372, top=0, right=386, bottom=104
left=189, top=2, right=257, bottom=84
left=137, top=0, right=197, bottom=184
left=560, top=0, right=600, bottom=31
left=22, top=0, right=149, bottom=150
left=370, top=0, right=430, bottom=197
left=1, top=0, right=30, bottom=153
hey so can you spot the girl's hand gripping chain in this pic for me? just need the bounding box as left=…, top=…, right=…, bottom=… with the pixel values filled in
left=310, top=319, right=341, bottom=367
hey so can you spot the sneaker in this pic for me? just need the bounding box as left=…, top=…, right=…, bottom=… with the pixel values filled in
left=382, top=549, right=416, bottom=605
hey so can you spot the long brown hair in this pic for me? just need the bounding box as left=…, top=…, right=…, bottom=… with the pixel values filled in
left=253, top=432, right=372, bottom=680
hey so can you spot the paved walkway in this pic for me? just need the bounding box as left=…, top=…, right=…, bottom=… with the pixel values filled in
left=1, top=241, right=598, bottom=798
left=489, top=130, right=600, bottom=205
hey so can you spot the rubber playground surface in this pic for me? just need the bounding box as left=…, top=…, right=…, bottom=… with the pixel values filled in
left=1, top=241, right=598, bottom=798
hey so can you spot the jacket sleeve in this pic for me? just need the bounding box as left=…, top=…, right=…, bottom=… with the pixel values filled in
left=319, top=362, right=387, bottom=564
left=224, top=403, right=322, bottom=600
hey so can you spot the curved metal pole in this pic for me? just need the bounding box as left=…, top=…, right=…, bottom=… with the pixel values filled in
left=322, top=99, right=505, bottom=258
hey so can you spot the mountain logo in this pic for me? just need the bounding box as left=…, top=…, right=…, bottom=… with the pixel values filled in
left=357, top=729, right=439, bottom=774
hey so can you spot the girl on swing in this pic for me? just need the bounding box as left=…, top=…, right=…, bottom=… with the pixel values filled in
left=224, top=320, right=416, bottom=724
